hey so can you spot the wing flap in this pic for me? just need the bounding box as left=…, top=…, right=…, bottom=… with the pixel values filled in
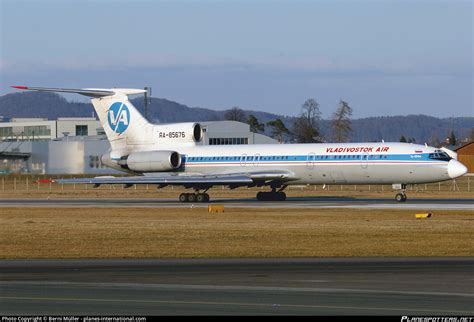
left=247, top=170, right=294, bottom=180
left=55, top=175, right=254, bottom=185
left=54, top=170, right=295, bottom=186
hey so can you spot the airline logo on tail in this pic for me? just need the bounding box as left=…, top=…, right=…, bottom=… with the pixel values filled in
left=107, top=102, right=130, bottom=134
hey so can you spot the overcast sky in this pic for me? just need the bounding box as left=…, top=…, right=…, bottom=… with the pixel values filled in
left=1, top=0, right=472, bottom=118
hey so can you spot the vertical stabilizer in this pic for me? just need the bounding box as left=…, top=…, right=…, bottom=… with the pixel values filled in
left=11, top=86, right=152, bottom=152
left=89, top=90, right=153, bottom=151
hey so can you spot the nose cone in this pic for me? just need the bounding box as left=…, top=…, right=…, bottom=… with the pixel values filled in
left=448, top=160, right=468, bottom=179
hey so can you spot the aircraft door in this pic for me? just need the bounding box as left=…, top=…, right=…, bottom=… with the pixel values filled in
left=306, top=152, right=316, bottom=170
left=254, top=153, right=261, bottom=166
left=240, top=153, right=247, bottom=167
left=361, top=153, right=369, bottom=169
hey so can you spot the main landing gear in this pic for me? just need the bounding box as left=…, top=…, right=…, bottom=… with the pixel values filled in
left=394, top=184, right=407, bottom=202
left=179, top=192, right=210, bottom=203
left=256, top=186, right=287, bottom=201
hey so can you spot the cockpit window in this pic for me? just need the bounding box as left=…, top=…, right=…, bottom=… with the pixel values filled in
left=429, top=150, right=451, bottom=161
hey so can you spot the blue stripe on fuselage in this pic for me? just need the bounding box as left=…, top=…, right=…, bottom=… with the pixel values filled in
left=181, top=153, right=447, bottom=164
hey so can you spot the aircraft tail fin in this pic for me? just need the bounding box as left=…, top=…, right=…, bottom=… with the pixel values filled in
left=11, top=86, right=152, bottom=152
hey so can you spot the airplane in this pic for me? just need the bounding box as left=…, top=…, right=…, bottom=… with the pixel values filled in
left=11, top=86, right=468, bottom=203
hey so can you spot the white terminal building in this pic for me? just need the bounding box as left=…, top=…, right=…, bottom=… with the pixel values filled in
left=0, top=118, right=277, bottom=174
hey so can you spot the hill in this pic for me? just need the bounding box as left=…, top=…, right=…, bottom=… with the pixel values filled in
left=0, top=91, right=472, bottom=144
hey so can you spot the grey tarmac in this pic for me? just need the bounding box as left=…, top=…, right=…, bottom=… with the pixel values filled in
left=0, top=258, right=473, bottom=315
left=0, top=197, right=473, bottom=210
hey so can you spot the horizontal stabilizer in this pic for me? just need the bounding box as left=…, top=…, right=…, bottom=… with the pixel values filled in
left=11, top=86, right=146, bottom=98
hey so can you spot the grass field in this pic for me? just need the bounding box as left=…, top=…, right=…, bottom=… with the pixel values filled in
left=1, top=207, right=472, bottom=259
left=1, top=175, right=472, bottom=259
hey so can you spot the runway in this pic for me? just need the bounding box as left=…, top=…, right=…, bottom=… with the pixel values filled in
left=0, top=197, right=472, bottom=209
left=0, top=258, right=473, bottom=315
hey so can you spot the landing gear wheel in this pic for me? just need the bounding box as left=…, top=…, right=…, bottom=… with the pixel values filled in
left=256, top=191, right=287, bottom=201
left=196, top=193, right=208, bottom=203
left=277, top=192, right=287, bottom=201
left=179, top=193, right=189, bottom=203
left=395, top=193, right=407, bottom=202
left=187, top=193, right=197, bottom=203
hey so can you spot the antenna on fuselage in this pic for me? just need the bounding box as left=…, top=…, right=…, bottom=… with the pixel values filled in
left=144, top=86, right=152, bottom=121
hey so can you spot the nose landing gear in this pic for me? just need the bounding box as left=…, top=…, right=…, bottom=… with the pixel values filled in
left=395, top=192, right=407, bottom=202
left=394, top=184, right=407, bottom=202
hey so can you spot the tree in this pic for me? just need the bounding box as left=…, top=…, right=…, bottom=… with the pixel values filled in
left=469, top=128, right=474, bottom=142
left=449, top=130, right=457, bottom=146
left=247, top=114, right=264, bottom=133
left=292, top=98, right=323, bottom=143
left=429, top=132, right=441, bottom=147
left=224, top=107, right=246, bottom=122
left=331, top=100, right=353, bottom=142
left=266, top=118, right=290, bottom=143
left=399, top=135, right=407, bottom=143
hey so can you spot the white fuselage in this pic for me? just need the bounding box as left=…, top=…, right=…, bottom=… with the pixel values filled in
left=140, top=142, right=463, bottom=185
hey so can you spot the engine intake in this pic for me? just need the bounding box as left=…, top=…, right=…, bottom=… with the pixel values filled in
left=126, top=150, right=181, bottom=172
left=193, top=123, right=202, bottom=142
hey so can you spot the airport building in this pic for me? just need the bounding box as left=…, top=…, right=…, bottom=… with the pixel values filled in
left=0, top=117, right=104, bottom=141
left=199, top=121, right=276, bottom=146
left=0, top=118, right=277, bottom=174
left=455, top=142, right=474, bottom=173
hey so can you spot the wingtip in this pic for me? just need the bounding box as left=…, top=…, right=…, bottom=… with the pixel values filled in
left=11, top=85, right=29, bottom=90
left=37, top=179, right=54, bottom=183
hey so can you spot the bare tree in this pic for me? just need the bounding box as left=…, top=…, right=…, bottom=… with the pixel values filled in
left=331, top=100, right=353, bottom=142
left=292, top=98, right=323, bottom=143
left=429, top=131, right=441, bottom=147
left=224, top=107, right=246, bottom=122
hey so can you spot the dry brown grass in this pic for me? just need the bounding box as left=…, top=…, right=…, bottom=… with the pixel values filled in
left=0, top=207, right=472, bottom=259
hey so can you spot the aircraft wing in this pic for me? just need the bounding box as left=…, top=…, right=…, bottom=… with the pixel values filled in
left=54, top=170, right=295, bottom=189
